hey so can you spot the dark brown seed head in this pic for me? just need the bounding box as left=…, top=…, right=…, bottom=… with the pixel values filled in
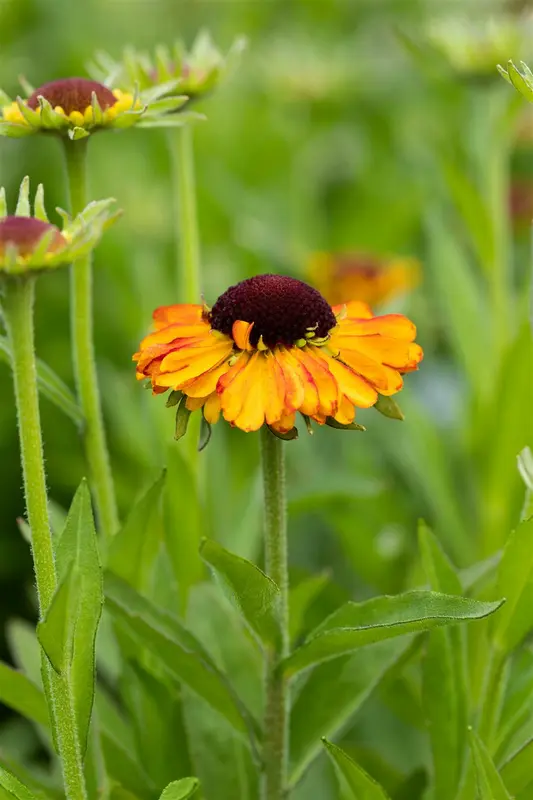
left=27, top=78, right=116, bottom=113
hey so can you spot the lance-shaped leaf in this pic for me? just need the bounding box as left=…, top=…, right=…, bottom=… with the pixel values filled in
left=492, top=517, right=533, bottom=652
left=0, top=661, right=48, bottom=727
left=500, top=736, right=533, bottom=795
left=200, top=539, right=281, bottom=648
left=322, top=739, right=390, bottom=799
left=469, top=728, right=511, bottom=800
left=104, top=572, right=256, bottom=741
left=159, top=778, right=200, bottom=799
left=39, top=481, right=103, bottom=755
left=419, top=522, right=467, bottom=800
left=107, top=472, right=165, bottom=590
left=282, top=591, right=504, bottom=678
left=0, top=765, right=38, bottom=800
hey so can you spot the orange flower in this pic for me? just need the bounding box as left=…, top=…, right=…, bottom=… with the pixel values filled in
left=133, top=274, right=423, bottom=437
left=307, top=252, right=420, bottom=308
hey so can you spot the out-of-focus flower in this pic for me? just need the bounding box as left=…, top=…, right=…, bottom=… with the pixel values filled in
left=306, top=252, right=420, bottom=309
left=0, top=176, right=119, bottom=276
left=89, top=31, right=245, bottom=109
left=509, top=178, right=533, bottom=225
left=258, top=35, right=356, bottom=103
left=427, top=17, right=527, bottom=80
left=0, top=76, right=187, bottom=140
left=134, top=274, right=423, bottom=438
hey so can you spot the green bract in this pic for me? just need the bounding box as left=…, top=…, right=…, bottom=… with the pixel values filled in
left=89, top=30, right=245, bottom=112
left=498, top=59, right=533, bottom=101
left=0, top=176, right=120, bottom=276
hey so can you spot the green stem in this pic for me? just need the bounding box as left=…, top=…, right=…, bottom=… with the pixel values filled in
left=169, top=125, right=201, bottom=303
left=2, top=276, right=87, bottom=800
left=62, top=139, right=119, bottom=540
left=260, top=428, right=289, bottom=800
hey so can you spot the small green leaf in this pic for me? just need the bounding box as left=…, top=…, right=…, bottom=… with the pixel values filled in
left=325, top=417, right=365, bottom=431
left=107, top=472, right=165, bottom=590
left=53, top=481, right=103, bottom=755
left=175, top=395, right=192, bottom=441
left=198, top=417, right=211, bottom=451
left=267, top=425, right=298, bottom=441
left=159, top=778, right=200, bottom=799
left=469, top=728, right=511, bottom=800
left=0, top=661, right=48, bottom=728
left=200, top=538, right=281, bottom=648
left=322, top=739, right=390, bottom=799
left=282, top=591, right=504, bottom=677
left=37, top=569, right=77, bottom=673
left=0, top=766, right=38, bottom=800
left=165, top=390, right=183, bottom=408
left=500, top=736, right=533, bottom=795
left=492, top=518, right=533, bottom=651
left=374, top=394, right=404, bottom=421
left=419, top=522, right=467, bottom=800
left=104, top=572, right=255, bottom=741
left=289, top=639, right=410, bottom=787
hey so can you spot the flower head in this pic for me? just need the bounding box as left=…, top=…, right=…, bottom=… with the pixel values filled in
left=89, top=31, right=245, bottom=111
left=134, top=274, right=423, bottom=439
left=307, top=252, right=420, bottom=309
left=425, top=17, right=527, bottom=81
left=0, top=176, right=120, bottom=276
left=0, top=76, right=187, bottom=140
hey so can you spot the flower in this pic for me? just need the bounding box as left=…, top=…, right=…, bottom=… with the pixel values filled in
left=0, top=76, right=187, bottom=140
left=134, top=274, right=423, bottom=438
left=0, top=176, right=120, bottom=276
left=427, top=17, right=527, bottom=81
left=89, top=31, right=245, bottom=111
left=306, top=252, right=420, bottom=308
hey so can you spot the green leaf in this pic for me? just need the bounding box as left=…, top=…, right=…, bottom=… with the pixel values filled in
left=374, top=395, right=404, bottom=421
left=104, top=572, right=255, bottom=740
left=121, top=662, right=191, bottom=789
left=492, top=518, right=533, bottom=652
left=289, top=639, right=410, bottom=787
left=107, top=472, right=165, bottom=590
left=163, top=443, right=204, bottom=612
left=0, top=662, right=48, bottom=727
left=200, top=538, right=281, bottom=648
left=101, top=732, right=157, bottom=800
left=289, top=572, right=329, bottom=644
left=174, top=395, right=191, bottom=441
left=282, top=591, right=504, bottom=677
left=159, top=779, right=200, bottom=800
left=51, top=480, right=103, bottom=755
left=419, top=522, right=467, bottom=800
left=469, top=728, right=511, bottom=800
left=0, top=336, right=83, bottom=426
left=322, top=739, right=390, bottom=799
left=500, top=736, right=533, bottom=795
left=0, top=767, right=38, bottom=800
left=37, top=570, right=76, bottom=673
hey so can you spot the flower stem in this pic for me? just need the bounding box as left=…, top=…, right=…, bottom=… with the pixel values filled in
left=62, top=139, right=119, bottom=539
left=2, top=275, right=87, bottom=800
left=169, top=125, right=201, bottom=303
left=260, top=427, right=289, bottom=800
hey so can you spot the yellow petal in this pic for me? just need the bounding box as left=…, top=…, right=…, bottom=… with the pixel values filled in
left=232, top=320, right=254, bottom=351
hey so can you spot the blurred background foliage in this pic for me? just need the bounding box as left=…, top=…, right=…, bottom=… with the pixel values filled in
left=0, top=0, right=532, bottom=795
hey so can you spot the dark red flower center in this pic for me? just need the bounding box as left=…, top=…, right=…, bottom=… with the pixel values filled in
left=0, top=217, right=66, bottom=257
left=27, top=78, right=117, bottom=114
left=209, top=274, right=337, bottom=348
